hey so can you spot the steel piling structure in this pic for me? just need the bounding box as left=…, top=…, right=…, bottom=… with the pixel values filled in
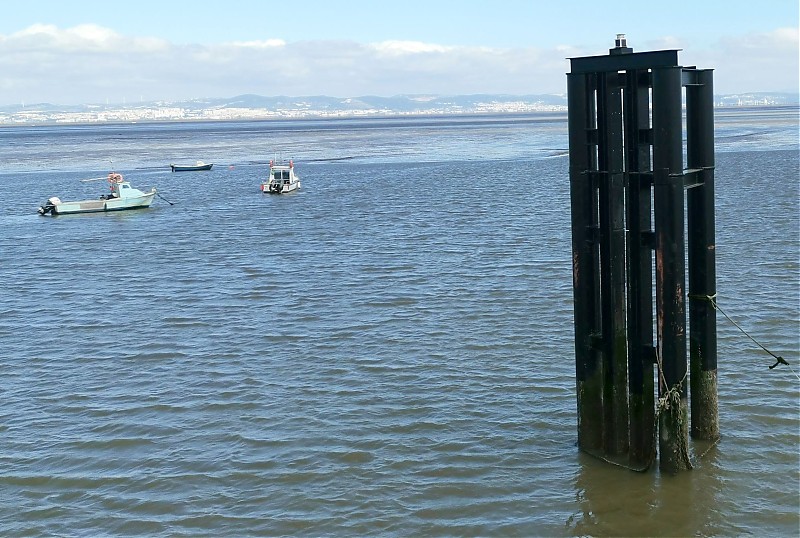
left=567, top=37, right=717, bottom=473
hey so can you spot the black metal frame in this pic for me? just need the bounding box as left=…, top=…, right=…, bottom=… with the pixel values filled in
left=568, top=39, right=717, bottom=472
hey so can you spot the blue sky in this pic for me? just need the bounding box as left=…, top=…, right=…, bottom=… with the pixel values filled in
left=0, top=0, right=797, bottom=105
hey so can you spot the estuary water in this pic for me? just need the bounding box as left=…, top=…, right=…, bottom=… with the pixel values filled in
left=0, top=108, right=798, bottom=536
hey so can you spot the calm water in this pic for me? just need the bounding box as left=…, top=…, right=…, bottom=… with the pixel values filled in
left=0, top=109, right=798, bottom=536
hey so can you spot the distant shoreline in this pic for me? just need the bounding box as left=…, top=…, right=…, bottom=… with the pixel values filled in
left=1, top=105, right=797, bottom=129
left=0, top=110, right=571, bottom=129
left=2, top=91, right=796, bottom=128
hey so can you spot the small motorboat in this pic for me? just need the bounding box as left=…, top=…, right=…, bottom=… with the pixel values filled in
left=38, top=172, right=157, bottom=216
left=260, top=160, right=300, bottom=194
left=170, top=161, right=213, bottom=172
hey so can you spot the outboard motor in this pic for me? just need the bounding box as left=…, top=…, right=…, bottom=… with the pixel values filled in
left=37, top=196, right=61, bottom=216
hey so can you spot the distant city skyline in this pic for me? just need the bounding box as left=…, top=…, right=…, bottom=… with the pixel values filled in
left=4, top=91, right=795, bottom=127
left=0, top=0, right=797, bottom=106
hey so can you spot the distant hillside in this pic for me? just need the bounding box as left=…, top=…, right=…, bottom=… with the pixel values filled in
left=0, top=93, right=568, bottom=114
left=1, top=92, right=796, bottom=125
left=180, top=93, right=572, bottom=112
left=1, top=92, right=797, bottom=115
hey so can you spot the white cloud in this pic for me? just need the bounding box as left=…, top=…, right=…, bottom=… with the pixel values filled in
left=13, top=23, right=60, bottom=38
left=732, top=26, right=799, bottom=51
left=228, top=39, right=286, bottom=49
left=690, top=27, right=799, bottom=93
left=8, top=23, right=168, bottom=53
left=63, top=24, right=118, bottom=45
left=0, top=23, right=795, bottom=105
left=370, top=40, right=454, bottom=55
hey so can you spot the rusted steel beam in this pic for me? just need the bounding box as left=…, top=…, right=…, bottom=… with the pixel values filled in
left=568, top=72, right=603, bottom=452
left=624, top=69, right=656, bottom=467
left=652, top=66, right=690, bottom=473
left=597, top=71, right=629, bottom=456
left=686, top=68, right=719, bottom=441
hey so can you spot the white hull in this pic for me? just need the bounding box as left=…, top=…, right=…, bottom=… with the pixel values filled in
left=38, top=174, right=157, bottom=216
left=260, top=180, right=300, bottom=194
left=51, top=191, right=156, bottom=214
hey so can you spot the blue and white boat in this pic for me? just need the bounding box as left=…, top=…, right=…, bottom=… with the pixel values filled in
left=170, top=161, right=213, bottom=172
left=38, top=172, right=157, bottom=216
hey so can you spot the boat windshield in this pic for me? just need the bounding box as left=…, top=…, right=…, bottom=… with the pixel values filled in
left=273, top=170, right=290, bottom=180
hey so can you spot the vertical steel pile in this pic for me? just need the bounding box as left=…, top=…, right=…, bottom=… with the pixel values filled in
left=567, top=36, right=718, bottom=473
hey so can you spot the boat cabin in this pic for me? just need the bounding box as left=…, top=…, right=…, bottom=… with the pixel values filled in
left=103, top=173, right=145, bottom=199
left=272, top=167, right=292, bottom=183
left=115, top=182, right=135, bottom=197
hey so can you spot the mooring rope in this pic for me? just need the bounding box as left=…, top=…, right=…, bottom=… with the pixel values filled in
left=583, top=291, right=797, bottom=473
left=581, top=363, right=691, bottom=474
left=581, top=449, right=652, bottom=473
left=156, top=192, right=175, bottom=206
left=692, top=293, right=799, bottom=380
left=582, top=354, right=710, bottom=473
left=654, top=353, right=694, bottom=471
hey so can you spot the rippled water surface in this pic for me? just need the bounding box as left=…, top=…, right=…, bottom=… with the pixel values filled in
left=1, top=110, right=798, bottom=536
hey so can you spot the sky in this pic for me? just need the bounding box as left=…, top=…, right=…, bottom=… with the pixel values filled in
left=0, top=0, right=797, bottom=106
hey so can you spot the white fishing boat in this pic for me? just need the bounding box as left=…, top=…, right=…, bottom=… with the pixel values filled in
left=38, top=172, right=157, bottom=216
left=260, top=160, right=300, bottom=194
